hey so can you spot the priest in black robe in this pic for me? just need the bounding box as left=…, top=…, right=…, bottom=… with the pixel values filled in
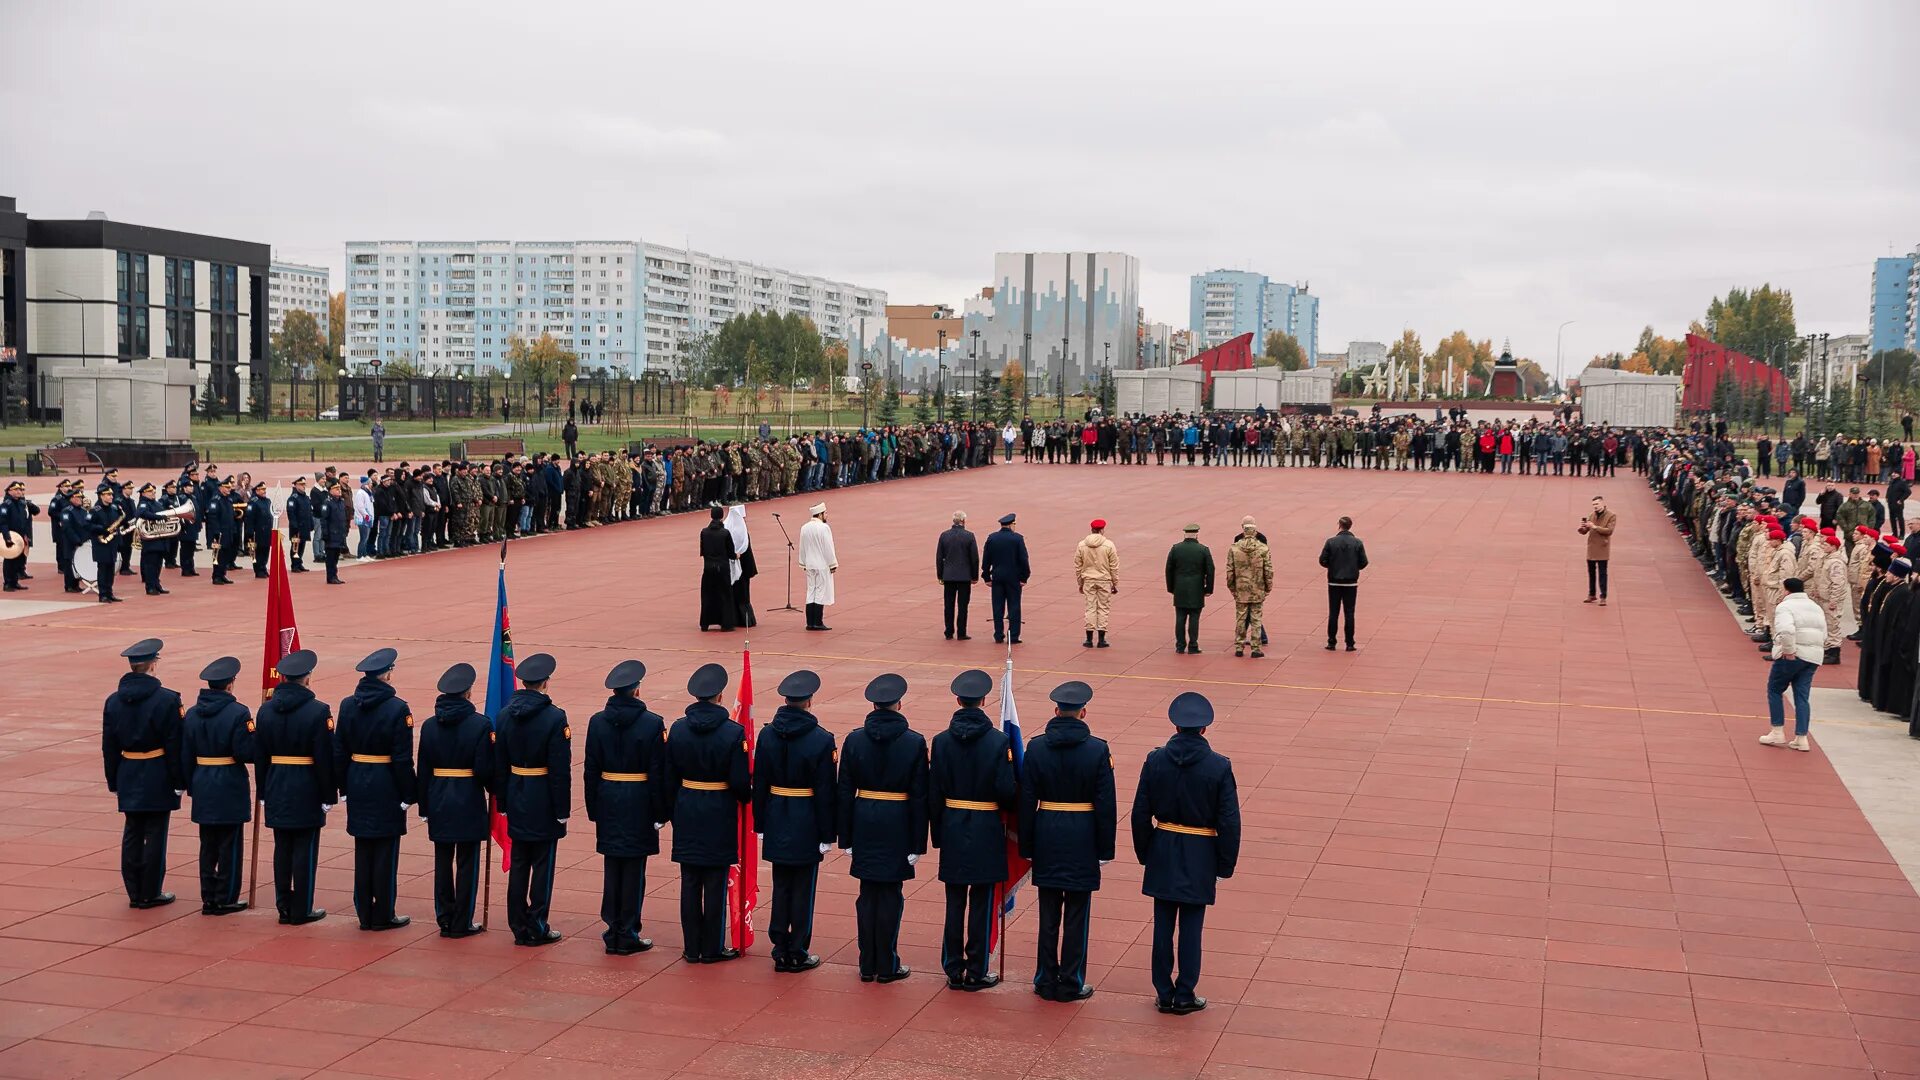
left=698, top=506, right=738, bottom=632
left=1869, top=565, right=1914, bottom=711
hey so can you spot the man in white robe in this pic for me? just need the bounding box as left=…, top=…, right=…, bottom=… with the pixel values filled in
left=798, top=502, right=837, bottom=631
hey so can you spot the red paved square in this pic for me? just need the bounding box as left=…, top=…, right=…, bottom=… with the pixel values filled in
left=1, top=460, right=1912, bottom=1079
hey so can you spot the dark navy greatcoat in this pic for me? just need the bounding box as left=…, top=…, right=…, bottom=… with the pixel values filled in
left=286, top=490, right=314, bottom=540
left=751, top=704, right=837, bottom=866
left=1016, top=716, right=1116, bottom=892
left=835, top=709, right=928, bottom=883
left=980, top=528, right=1031, bottom=587
left=415, top=694, right=495, bottom=844
left=102, top=672, right=185, bottom=813
left=255, top=681, right=338, bottom=829
left=182, top=688, right=253, bottom=825
left=663, top=702, right=749, bottom=867
left=1129, top=731, right=1242, bottom=905
left=928, top=708, right=1015, bottom=885
left=245, top=494, right=274, bottom=548
left=494, top=688, right=571, bottom=842
left=333, top=676, right=417, bottom=839
left=319, top=495, right=350, bottom=552
left=584, top=694, right=668, bottom=858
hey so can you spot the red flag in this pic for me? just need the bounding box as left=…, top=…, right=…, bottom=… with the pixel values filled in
left=261, top=531, right=299, bottom=703
left=728, top=647, right=759, bottom=952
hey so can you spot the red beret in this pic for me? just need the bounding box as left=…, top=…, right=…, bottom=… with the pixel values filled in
left=1858, top=526, right=1881, bottom=537
left=1090, top=519, right=1106, bottom=530
left=1821, top=527, right=1837, bottom=536
left=1799, top=517, right=1818, bottom=530
left=1826, top=535, right=1842, bottom=547
left=1768, top=529, right=1787, bottom=541
left=1893, top=543, right=1909, bottom=555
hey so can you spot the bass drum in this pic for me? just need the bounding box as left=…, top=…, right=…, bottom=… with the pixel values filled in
left=0, top=529, right=24, bottom=561
left=70, top=542, right=99, bottom=593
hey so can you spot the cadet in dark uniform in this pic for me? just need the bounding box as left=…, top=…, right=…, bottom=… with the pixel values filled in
left=664, top=662, right=751, bottom=963
left=102, top=638, right=185, bottom=908
left=1129, top=692, right=1241, bottom=1014
left=837, top=673, right=928, bottom=983
left=182, top=655, right=252, bottom=914
left=89, top=486, right=126, bottom=602
left=287, top=477, right=313, bottom=573
left=333, top=648, right=417, bottom=931
left=752, top=669, right=837, bottom=973
left=495, top=651, right=570, bottom=946
left=246, top=482, right=275, bottom=578
left=981, top=513, right=1031, bottom=644
left=134, top=483, right=170, bottom=595
left=585, top=659, right=667, bottom=955
left=209, top=476, right=239, bottom=585
left=1018, top=680, right=1116, bottom=1002
left=255, top=649, right=336, bottom=924
left=416, top=662, right=493, bottom=938
left=930, top=668, right=1016, bottom=991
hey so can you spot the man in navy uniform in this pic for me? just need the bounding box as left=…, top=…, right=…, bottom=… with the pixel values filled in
left=664, top=662, right=751, bottom=963
left=585, top=659, right=667, bottom=955
left=132, top=483, right=170, bottom=595
left=1, top=479, right=40, bottom=591
left=495, top=651, right=569, bottom=946
left=752, top=669, right=837, bottom=973
left=416, top=662, right=494, bottom=938
left=102, top=638, right=185, bottom=908
left=334, top=647, right=417, bottom=931
left=208, top=476, right=239, bottom=585
left=930, top=668, right=1016, bottom=991
left=837, top=673, right=928, bottom=983
left=1130, top=692, right=1241, bottom=1015
left=287, top=476, right=314, bottom=573
left=182, top=655, right=252, bottom=914
left=255, top=649, right=336, bottom=924
left=246, top=481, right=275, bottom=578
left=981, top=513, right=1031, bottom=644
left=1018, top=680, right=1116, bottom=1002
left=88, top=484, right=126, bottom=603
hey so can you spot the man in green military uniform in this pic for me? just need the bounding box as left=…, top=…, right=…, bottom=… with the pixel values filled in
left=1836, top=487, right=1873, bottom=553
left=1164, top=523, right=1215, bottom=654
left=447, top=464, right=475, bottom=548
left=1226, top=517, right=1272, bottom=658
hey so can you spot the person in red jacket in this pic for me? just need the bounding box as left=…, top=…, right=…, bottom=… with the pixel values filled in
left=1498, top=429, right=1516, bottom=473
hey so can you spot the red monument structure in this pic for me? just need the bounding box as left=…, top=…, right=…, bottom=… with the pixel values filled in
left=1488, top=342, right=1522, bottom=399
left=1680, top=332, right=1792, bottom=415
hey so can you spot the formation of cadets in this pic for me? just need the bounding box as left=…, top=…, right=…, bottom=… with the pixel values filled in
left=101, top=640, right=1241, bottom=1013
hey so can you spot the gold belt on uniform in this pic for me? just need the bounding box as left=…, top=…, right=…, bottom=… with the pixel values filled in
left=856, top=789, right=908, bottom=801
left=601, top=772, right=649, bottom=782
left=195, top=756, right=237, bottom=766
left=350, top=754, right=392, bottom=764
left=681, top=779, right=728, bottom=791
left=945, top=798, right=999, bottom=811
left=510, top=765, right=548, bottom=776
left=1038, top=801, right=1093, bottom=812
left=432, top=768, right=474, bottom=778
left=120, top=748, right=163, bottom=760
left=770, top=785, right=813, bottom=797
left=1155, top=821, right=1218, bottom=837
left=270, top=755, right=314, bottom=765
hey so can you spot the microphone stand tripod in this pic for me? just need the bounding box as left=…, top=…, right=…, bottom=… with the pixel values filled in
left=769, top=511, right=801, bottom=614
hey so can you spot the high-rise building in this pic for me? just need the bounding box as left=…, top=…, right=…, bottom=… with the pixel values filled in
left=343, top=239, right=884, bottom=375
left=965, top=253, right=1141, bottom=394
left=1348, top=340, right=1388, bottom=369
left=1873, top=250, right=1917, bottom=355
left=1265, top=281, right=1319, bottom=364
left=267, top=259, right=330, bottom=339
left=1188, top=269, right=1319, bottom=362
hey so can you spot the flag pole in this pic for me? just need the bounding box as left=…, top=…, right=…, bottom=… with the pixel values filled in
left=998, top=637, right=1012, bottom=982
left=482, top=817, right=493, bottom=931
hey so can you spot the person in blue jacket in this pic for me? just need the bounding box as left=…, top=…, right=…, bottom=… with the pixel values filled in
left=1017, top=680, right=1116, bottom=1002
left=981, top=513, right=1032, bottom=645
left=585, top=658, right=667, bottom=956
left=333, top=647, right=417, bottom=931
left=416, top=662, right=494, bottom=938
left=1130, top=692, right=1241, bottom=1015
left=286, top=476, right=314, bottom=573
left=752, top=669, right=837, bottom=973
left=929, top=668, right=1015, bottom=991
left=837, top=673, right=928, bottom=984
left=495, top=651, right=570, bottom=946
left=663, top=663, right=751, bottom=964
left=255, top=649, right=336, bottom=924
left=102, top=638, right=185, bottom=908
left=182, top=655, right=252, bottom=914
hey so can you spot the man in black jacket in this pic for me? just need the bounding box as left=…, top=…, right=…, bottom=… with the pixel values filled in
left=1318, top=516, right=1369, bottom=652
left=936, top=511, right=980, bottom=640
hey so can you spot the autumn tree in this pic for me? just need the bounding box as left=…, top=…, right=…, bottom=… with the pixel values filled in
left=505, top=332, right=580, bottom=386
left=1863, top=349, right=1916, bottom=390
left=327, top=292, right=346, bottom=367
left=1385, top=329, right=1424, bottom=394
left=1001, top=358, right=1026, bottom=404
left=1703, top=286, right=1800, bottom=371
left=1262, top=331, right=1306, bottom=371
left=269, top=308, right=327, bottom=381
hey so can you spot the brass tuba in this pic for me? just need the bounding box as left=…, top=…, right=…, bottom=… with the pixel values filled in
left=132, top=503, right=195, bottom=546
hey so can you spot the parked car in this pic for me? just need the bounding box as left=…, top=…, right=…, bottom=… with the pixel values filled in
left=319, top=406, right=340, bottom=420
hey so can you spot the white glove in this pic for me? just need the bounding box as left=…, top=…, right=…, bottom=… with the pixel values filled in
left=818, top=843, right=830, bottom=855
left=174, top=790, right=184, bottom=797
left=843, top=848, right=853, bottom=860
left=906, top=853, right=919, bottom=866
left=400, top=803, right=410, bottom=811
left=654, top=822, right=665, bottom=831
left=756, top=833, right=764, bottom=843
left=322, top=803, right=334, bottom=814
left=1100, top=859, right=1111, bottom=866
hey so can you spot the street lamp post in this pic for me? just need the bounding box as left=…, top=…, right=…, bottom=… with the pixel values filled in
left=1103, top=341, right=1112, bottom=413
left=1060, top=334, right=1069, bottom=417
left=1554, top=320, right=1576, bottom=397
left=936, top=328, right=947, bottom=420
left=969, top=329, right=981, bottom=423
left=1022, top=330, right=1032, bottom=417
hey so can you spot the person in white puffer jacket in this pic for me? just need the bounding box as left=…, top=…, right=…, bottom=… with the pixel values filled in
left=1762, top=578, right=1827, bottom=752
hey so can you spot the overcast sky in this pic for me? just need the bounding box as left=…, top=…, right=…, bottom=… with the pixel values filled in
left=4, top=0, right=1915, bottom=376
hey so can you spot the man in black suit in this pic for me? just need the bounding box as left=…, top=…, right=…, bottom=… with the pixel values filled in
left=936, top=511, right=980, bottom=640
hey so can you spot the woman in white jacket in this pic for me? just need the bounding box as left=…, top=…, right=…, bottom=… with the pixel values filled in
left=1762, top=577, right=1827, bottom=751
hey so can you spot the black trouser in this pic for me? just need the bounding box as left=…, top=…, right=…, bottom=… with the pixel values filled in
left=507, top=837, right=557, bottom=941
left=214, top=539, right=238, bottom=581
left=1035, top=887, right=1091, bottom=994
left=602, top=854, right=647, bottom=949
left=943, top=581, right=972, bottom=637
left=942, top=881, right=994, bottom=981
left=679, top=863, right=728, bottom=960
left=1327, top=586, right=1357, bottom=646
left=855, top=878, right=905, bottom=978
left=2, top=548, right=24, bottom=588
left=198, top=823, right=242, bottom=907
left=118, top=535, right=132, bottom=573
left=991, top=581, right=1022, bottom=641
left=1151, top=899, right=1206, bottom=1004
left=1175, top=607, right=1200, bottom=650
left=1587, top=559, right=1609, bottom=599
left=273, top=826, right=321, bottom=918
left=434, top=840, right=480, bottom=931
left=769, top=862, right=818, bottom=965
left=353, top=835, right=402, bottom=927
left=178, top=529, right=196, bottom=574
left=120, top=810, right=170, bottom=903
left=92, top=543, right=116, bottom=599
left=325, top=547, right=342, bottom=582
left=140, top=545, right=164, bottom=592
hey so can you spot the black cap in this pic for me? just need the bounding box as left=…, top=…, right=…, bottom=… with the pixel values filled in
left=276, top=650, right=318, bottom=679
left=121, top=638, right=164, bottom=662
left=864, top=673, right=908, bottom=704
left=138, top=482, right=156, bottom=494
left=605, top=659, right=647, bottom=691
left=437, top=663, right=477, bottom=695
left=1048, top=681, right=1093, bottom=709
left=198, top=656, right=241, bottom=683
left=355, top=647, right=398, bottom=674
left=950, top=669, right=993, bottom=700
left=998, top=513, right=1016, bottom=526
left=517, top=652, right=557, bottom=684
left=1169, top=691, right=1214, bottom=729
left=688, top=662, right=729, bottom=698
left=777, top=670, right=821, bottom=699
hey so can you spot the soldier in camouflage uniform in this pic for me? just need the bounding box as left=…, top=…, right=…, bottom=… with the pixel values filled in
left=613, top=450, right=633, bottom=521
left=448, top=463, right=476, bottom=547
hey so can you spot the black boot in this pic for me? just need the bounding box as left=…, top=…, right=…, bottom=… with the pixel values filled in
left=1083, top=630, right=1094, bottom=649
left=1097, top=630, right=1110, bottom=649
left=1824, top=647, right=1842, bottom=665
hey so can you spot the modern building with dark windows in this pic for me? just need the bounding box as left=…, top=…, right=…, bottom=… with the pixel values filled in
left=4, top=196, right=269, bottom=419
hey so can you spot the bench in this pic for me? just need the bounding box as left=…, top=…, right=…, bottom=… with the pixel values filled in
left=38, top=446, right=106, bottom=474
left=630, top=437, right=697, bottom=455
left=460, top=437, right=526, bottom=460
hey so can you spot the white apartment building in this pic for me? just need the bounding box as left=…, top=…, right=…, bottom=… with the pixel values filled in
left=267, top=259, right=330, bottom=339
left=639, top=243, right=884, bottom=370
